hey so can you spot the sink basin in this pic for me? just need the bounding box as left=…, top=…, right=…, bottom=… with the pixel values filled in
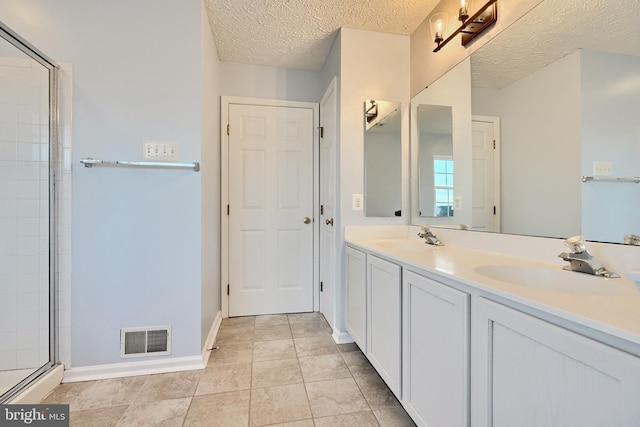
left=474, top=264, right=630, bottom=295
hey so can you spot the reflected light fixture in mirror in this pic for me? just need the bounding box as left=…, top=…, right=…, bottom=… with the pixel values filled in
left=459, top=0, right=470, bottom=22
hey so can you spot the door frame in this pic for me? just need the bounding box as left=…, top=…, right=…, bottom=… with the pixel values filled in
left=221, top=96, right=320, bottom=318
left=472, top=115, right=501, bottom=232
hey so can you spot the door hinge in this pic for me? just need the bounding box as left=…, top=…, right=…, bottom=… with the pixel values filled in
left=227, top=284, right=230, bottom=295
left=320, top=281, right=323, bottom=292
left=319, top=126, right=324, bottom=138
left=320, top=205, right=324, bottom=215
left=493, top=206, right=496, bottom=215
left=227, top=124, right=230, bottom=136
left=227, top=204, right=230, bottom=215
left=493, top=140, right=496, bottom=149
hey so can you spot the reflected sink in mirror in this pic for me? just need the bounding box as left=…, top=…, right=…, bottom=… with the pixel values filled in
left=474, top=265, right=632, bottom=295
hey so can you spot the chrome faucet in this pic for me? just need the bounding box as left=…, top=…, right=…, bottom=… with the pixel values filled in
left=418, top=225, right=444, bottom=246
left=624, top=234, right=640, bottom=246
left=558, top=235, right=619, bottom=278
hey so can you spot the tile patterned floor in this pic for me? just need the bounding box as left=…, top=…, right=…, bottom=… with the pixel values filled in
left=42, top=312, right=416, bottom=426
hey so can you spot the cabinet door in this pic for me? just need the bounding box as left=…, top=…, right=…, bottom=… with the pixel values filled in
left=472, top=297, right=640, bottom=427
left=345, top=246, right=367, bottom=351
left=367, top=254, right=402, bottom=397
left=402, top=271, right=470, bottom=427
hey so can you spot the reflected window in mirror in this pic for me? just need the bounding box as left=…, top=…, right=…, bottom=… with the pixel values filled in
left=434, top=156, right=454, bottom=217
left=364, top=99, right=402, bottom=217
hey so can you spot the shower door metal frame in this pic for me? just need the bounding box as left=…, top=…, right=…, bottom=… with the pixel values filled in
left=0, top=21, right=60, bottom=403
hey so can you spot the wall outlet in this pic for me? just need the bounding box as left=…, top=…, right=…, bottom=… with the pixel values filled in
left=593, top=161, right=612, bottom=176
left=352, top=194, right=363, bottom=211
left=143, top=140, right=179, bottom=161
left=454, top=196, right=463, bottom=211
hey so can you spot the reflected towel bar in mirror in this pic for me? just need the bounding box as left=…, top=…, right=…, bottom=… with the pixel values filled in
left=80, top=158, right=200, bottom=171
left=581, top=176, right=640, bottom=184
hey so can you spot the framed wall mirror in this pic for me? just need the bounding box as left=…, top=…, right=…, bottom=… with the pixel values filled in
left=411, top=0, right=640, bottom=244
left=364, top=99, right=402, bottom=217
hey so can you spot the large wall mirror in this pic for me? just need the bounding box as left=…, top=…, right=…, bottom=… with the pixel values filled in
left=411, top=0, right=640, bottom=244
left=364, top=99, right=402, bottom=217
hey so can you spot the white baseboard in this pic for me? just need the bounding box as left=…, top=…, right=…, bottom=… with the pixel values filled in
left=9, top=364, right=64, bottom=404
left=201, top=310, right=222, bottom=366
left=62, top=355, right=204, bottom=383
left=63, top=311, right=224, bottom=384
left=332, top=328, right=354, bottom=344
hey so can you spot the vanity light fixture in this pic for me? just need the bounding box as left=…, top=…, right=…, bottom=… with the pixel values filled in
left=429, top=13, right=448, bottom=47
left=432, top=0, right=498, bottom=52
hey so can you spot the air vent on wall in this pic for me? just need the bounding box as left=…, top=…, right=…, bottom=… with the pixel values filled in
left=120, top=326, right=171, bottom=358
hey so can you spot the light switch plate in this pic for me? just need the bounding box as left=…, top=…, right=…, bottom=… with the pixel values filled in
left=143, top=140, right=179, bottom=161
left=352, top=194, right=363, bottom=211
left=593, top=161, right=612, bottom=176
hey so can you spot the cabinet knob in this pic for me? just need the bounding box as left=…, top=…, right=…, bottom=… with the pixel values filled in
left=303, top=217, right=311, bottom=224
left=325, top=218, right=334, bottom=226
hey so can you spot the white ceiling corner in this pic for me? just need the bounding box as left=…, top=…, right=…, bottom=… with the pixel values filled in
left=204, top=0, right=438, bottom=70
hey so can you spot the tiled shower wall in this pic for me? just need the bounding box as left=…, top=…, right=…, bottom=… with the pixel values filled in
left=0, top=56, right=51, bottom=371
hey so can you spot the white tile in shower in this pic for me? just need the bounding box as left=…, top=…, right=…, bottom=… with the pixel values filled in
left=0, top=332, right=17, bottom=351
left=18, top=86, right=42, bottom=106
left=17, top=161, right=41, bottom=181
left=0, top=293, right=17, bottom=313
left=17, top=67, right=43, bottom=87
left=16, top=236, right=38, bottom=256
left=0, top=123, right=17, bottom=142
left=0, top=218, right=18, bottom=236
left=16, top=330, right=38, bottom=351
left=16, top=311, right=39, bottom=332
left=17, top=105, right=40, bottom=125
left=0, top=237, right=17, bottom=255
left=17, top=124, right=41, bottom=144
left=0, top=199, right=18, bottom=218
left=0, top=311, right=17, bottom=333
left=0, top=141, right=17, bottom=160
left=16, top=142, right=39, bottom=161
left=17, top=199, right=40, bottom=218
left=0, top=103, right=18, bottom=122
left=0, top=161, right=18, bottom=180
left=0, top=181, right=18, bottom=199
left=0, top=351, right=17, bottom=369
left=16, top=274, right=39, bottom=292
left=0, top=255, right=17, bottom=273
left=16, top=180, right=38, bottom=199
left=0, top=274, right=17, bottom=294
left=16, top=255, right=39, bottom=275
left=16, top=291, right=38, bottom=312
left=17, top=218, right=39, bottom=237
left=16, top=349, right=39, bottom=369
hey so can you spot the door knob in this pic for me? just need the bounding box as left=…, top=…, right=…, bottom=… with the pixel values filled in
left=303, top=217, right=311, bottom=224
left=325, top=218, right=334, bottom=226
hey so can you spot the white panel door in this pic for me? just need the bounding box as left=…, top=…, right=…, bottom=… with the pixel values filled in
left=319, top=81, right=337, bottom=329
left=228, top=103, right=314, bottom=316
left=472, top=118, right=499, bottom=232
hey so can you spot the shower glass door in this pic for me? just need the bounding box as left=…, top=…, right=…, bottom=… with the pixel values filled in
left=0, top=23, right=57, bottom=402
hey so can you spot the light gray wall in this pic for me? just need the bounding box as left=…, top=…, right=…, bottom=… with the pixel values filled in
left=472, top=50, right=582, bottom=238
left=581, top=50, right=640, bottom=242
left=200, top=1, right=221, bottom=349
left=0, top=0, right=212, bottom=367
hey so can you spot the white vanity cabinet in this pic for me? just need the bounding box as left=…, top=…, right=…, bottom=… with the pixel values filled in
left=366, top=254, right=402, bottom=398
left=345, top=246, right=367, bottom=351
left=402, top=270, right=470, bottom=427
left=472, top=298, right=640, bottom=427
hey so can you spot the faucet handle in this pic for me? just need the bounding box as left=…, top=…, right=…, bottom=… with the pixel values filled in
left=624, top=234, right=640, bottom=246
left=564, top=235, right=586, bottom=253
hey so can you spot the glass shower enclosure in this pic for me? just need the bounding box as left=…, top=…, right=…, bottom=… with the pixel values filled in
left=0, top=22, right=58, bottom=402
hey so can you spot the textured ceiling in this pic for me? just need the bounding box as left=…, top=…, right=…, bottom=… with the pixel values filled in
left=204, top=0, right=438, bottom=70
left=471, top=0, right=640, bottom=89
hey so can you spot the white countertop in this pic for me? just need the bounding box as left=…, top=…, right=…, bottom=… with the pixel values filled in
left=346, top=236, right=640, bottom=352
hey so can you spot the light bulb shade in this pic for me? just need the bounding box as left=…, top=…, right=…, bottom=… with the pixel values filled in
left=429, top=13, right=448, bottom=45
left=459, top=0, right=471, bottom=21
